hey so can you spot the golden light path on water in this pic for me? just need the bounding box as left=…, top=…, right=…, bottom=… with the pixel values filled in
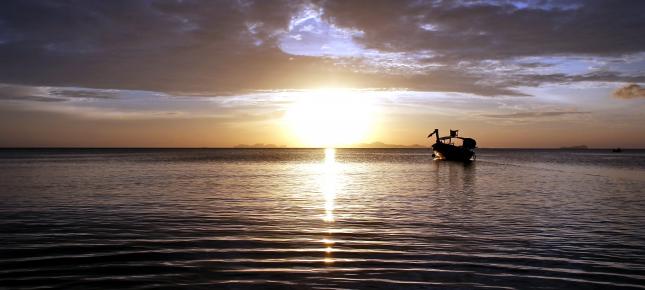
left=322, top=147, right=337, bottom=264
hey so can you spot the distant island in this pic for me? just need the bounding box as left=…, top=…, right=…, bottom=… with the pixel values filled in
left=234, top=143, right=287, bottom=148
left=233, top=142, right=427, bottom=149
left=349, top=142, right=427, bottom=149
left=559, top=145, right=588, bottom=149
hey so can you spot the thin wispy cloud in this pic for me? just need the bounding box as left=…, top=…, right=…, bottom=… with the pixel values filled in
left=483, top=111, right=590, bottom=119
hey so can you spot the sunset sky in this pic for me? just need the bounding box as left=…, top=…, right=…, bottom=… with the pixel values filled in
left=1, top=0, right=644, bottom=148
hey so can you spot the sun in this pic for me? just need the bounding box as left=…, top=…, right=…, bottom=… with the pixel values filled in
left=284, top=88, right=375, bottom=147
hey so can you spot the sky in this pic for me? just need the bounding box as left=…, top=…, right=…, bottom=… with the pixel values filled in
left=0, top=0, right=644, bottom=148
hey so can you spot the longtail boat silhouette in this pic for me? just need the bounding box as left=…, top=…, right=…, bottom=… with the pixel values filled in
left=427, top=129, right=477, bottom=162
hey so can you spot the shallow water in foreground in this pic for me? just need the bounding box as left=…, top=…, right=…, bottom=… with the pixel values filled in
left=1, top=148, right=644, bottom=289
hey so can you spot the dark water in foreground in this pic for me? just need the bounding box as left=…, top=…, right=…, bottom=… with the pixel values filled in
left=1, top=148, right=645, bottom=289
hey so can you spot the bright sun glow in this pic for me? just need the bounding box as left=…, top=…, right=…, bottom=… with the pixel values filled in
left=284, top=88, right=375, bottom=147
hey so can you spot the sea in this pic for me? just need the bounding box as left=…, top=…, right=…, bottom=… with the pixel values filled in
left=1, top=148, right=644, bottom=289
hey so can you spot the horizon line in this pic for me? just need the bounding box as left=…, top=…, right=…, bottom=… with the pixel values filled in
left=0, top=147, right=642, bottom=150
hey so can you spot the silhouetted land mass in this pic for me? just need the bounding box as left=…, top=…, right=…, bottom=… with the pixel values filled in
left=234, top=143, right=287, bottom=148
left=234, top=142, right=427, bottom=149
left=349, top=142, right=427, bottom=148
left=559, top=145, right=589, bottom=149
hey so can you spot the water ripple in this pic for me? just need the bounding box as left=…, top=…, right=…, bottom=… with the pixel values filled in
left=1, top=148, right=644, bottom=289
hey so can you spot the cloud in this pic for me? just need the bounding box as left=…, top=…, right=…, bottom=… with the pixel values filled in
left=483, top=111, right=589, bottom=119
left=0, top=0, right=305, bottom=94
left=613, top=83, right=645, bottom=99
left=0, top=84, right=65, bottom=102
left=50, top=89, right=119, bottom=100
left=315, top=0, right=645, bottom=92
left=317, top=0, right=645, bottom=59
left=0, top=0, right=643, bottom=97
left=0, top=84, right=120, bottom=102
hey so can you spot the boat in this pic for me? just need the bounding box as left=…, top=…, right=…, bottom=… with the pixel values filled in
left=612, top=148, right=623, bottom=153
left=427, top=129, right=477, bottom=162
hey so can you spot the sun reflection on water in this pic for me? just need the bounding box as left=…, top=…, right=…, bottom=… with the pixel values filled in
left=322, top=147, right=337, bottom=264
left=323, top=148, right=336, bottom=223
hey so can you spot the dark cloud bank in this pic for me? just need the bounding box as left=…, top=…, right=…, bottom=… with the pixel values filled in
left=0, top=0, right=644, bottom=97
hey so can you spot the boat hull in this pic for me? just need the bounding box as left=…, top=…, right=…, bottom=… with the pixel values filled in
left=432, top=142, right=475, bottom=162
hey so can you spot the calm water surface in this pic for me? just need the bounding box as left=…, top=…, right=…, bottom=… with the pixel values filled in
left=1, top=148, right=644, bottom=289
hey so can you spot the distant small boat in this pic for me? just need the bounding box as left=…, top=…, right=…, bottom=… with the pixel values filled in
left=612, top=148, right=623, bottom=153
left=427, top=129, right=476, bottom=162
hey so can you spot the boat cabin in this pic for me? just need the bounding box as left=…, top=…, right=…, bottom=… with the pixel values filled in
left=437, top=136, right=477, bottom=149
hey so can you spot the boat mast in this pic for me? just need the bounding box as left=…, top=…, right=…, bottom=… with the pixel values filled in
left=427, top=129, right=440, bottom=143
